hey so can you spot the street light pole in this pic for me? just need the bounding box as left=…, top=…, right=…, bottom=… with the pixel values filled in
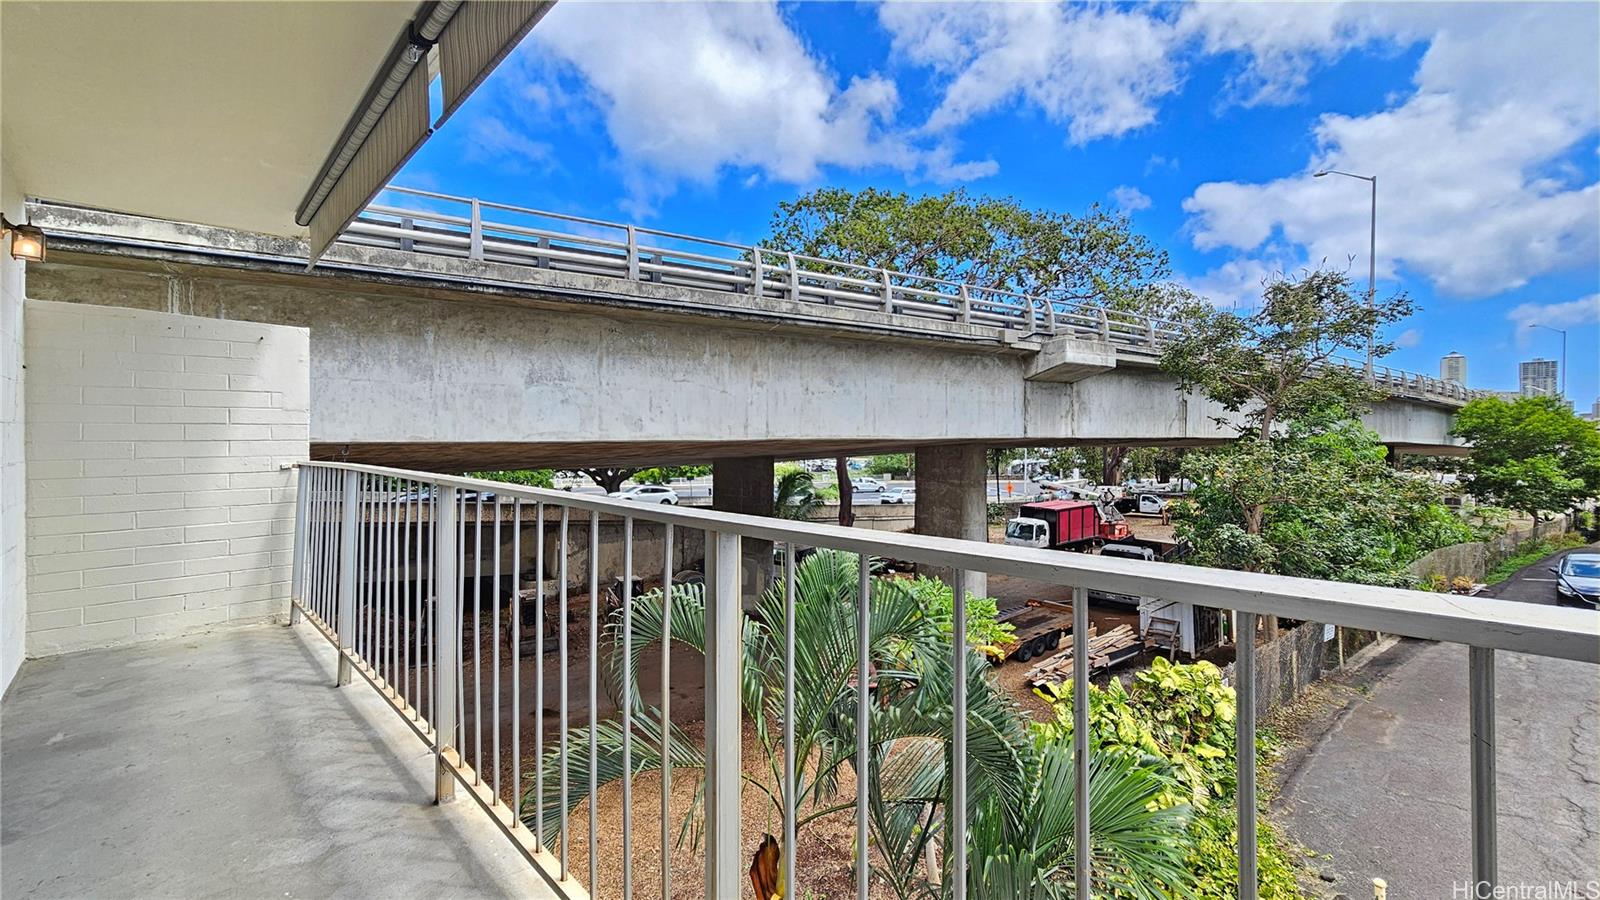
left=1315, top=169, right=1378, bottom=379
left=1528, top=324, right=1567, bottom=398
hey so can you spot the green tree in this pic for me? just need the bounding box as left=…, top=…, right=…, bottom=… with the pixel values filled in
left=1450, top=395, right=1600, bottom=518
left=865, top=453, right=914, bottom=478
left=764, top=187, right=1173, bottom=313
left=1160, top=269, right=1414, bottom=636
left=1161, top=270, right=1413, bottom=445
left=1174, top=418, right=1471, bottom=588
left=464, top=469, right=555, bottom=488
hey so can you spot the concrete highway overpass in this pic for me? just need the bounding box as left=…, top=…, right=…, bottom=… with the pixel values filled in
left=27, top=199, right=1468, bottom=472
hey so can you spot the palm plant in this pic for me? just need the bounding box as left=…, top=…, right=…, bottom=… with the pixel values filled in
left=523, top=550, right=1194, bottom=897
left=774, top=469, right=825, bottom=521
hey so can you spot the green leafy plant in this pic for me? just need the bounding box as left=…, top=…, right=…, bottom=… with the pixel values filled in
left=1034, top=658, right=1301, bottom=899
left=903, top=575, right=1014, bottom=656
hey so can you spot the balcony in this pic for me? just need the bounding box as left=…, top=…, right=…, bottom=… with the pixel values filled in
left=5, top=462, right=1594, bottom=899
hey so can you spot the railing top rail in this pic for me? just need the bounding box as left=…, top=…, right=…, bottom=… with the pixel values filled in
left=300, top=460, right=1597, bottom=663
left=351, top=186, right=1490, bottom=404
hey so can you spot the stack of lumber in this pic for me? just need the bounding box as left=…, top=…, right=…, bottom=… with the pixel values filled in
left=1024, top=624, right=1139, bottom=685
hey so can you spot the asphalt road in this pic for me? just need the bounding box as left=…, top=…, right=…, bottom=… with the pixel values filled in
left=1277, top=545, right=1600, bottom=899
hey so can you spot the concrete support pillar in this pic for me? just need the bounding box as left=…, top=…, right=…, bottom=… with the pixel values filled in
left=914, top=445, right=989, bottom=598
left=711, top=456, right=774, bottom=606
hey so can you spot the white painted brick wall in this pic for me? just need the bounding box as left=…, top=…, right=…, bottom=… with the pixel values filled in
left=24, top=300, right=309, bottom=655
left=1, top=153, right=25, bottom=692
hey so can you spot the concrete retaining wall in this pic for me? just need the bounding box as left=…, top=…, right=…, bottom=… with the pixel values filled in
left=1406, top=514, right=1573, bottom=584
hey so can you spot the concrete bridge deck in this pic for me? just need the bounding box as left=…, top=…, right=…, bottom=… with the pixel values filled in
left=26, top=200, right=1467, bottom=470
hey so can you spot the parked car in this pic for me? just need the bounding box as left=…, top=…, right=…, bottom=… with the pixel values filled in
left=879, top=487, right=913, bottom=504
left=1552, top=552, right=1600, bottom=606
left=608, top=485, right=679, bottom=505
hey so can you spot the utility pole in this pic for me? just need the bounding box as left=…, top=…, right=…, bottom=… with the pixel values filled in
left=1315, top=169, right=1378, bottom=378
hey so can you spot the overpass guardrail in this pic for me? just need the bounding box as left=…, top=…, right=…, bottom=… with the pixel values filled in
left=340, top=185, right=1487, bottom=406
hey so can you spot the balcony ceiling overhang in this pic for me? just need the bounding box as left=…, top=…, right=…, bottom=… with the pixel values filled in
left=1, top=2, right=433, bottom=239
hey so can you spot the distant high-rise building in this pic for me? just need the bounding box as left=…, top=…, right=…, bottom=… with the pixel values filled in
left=1582, top=398, right=1600, bottom=423
left=1520, top=358, right=1559, bottom=397
left=1440, top=352, right=1467, bottom=385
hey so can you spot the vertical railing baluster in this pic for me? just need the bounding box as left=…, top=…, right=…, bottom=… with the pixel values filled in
left=660, top=523, right=673, bottom=900
left=394, top=481, right=403, bottom=699
left=783, top=544, right=797, bottom=900
left=1470, top=646, right=1497, bottom=892
left=415, top=482, right=424, bottom=714
left=705, top=530, right=743, bottom=898
left=290, top=466, right=307, bottom=624
left=513, top=499, right=522, bottom=818
left=351, top=472, right=362, bottom=663
left=469, top=199, right=484, bottom=260
left=1237, top=611, right=1259, bottom=900
left=958, top=283, right=972, bottom=325
left=787, top=251, right=800, bottom=302
left=493, top=498, right=503, bottom=803
left=951, top=568, right=968, bottom=900
left=428, top=485, right=437, bottom=731
left=535, top=501, right=546, bottom=851
left=750, top=247, right=764, bottom=299
left=559, top=506, right=570, bottom=879
left=626, top=225, right=640, bottom=280
left=401, top=481, right=411, bottom=710
left=621, top=517, right=635, bottom=899
left=588, top=511, right=600, bottom=891
left=855, top=552, right=871, bottom=900
left=458, top=492, right=467, bottom=751
left=434, top=484, right=460, bottom=804
left=336, top=469, right=359, bottom=683
left=475, top=495, right=484, bottom=785
left=1073, top=585, right=1091, bottom=898
left=306, top=469, right=316, bottom=622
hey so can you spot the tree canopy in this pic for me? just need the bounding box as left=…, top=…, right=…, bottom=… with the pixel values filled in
left=1174, top=418, right=1475, bottom=586
left=763, top=187, right=1173, bottom=312
left=1160, top=269, right=1414, bottom=440
left=1450, top=395, right=1600, bottom=517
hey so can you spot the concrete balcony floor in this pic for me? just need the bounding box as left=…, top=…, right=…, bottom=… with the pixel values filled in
left=2, top=623, right=558, bottom=899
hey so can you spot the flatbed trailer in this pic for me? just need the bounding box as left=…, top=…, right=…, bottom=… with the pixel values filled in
left=997, top=598, right=1078, bottom=663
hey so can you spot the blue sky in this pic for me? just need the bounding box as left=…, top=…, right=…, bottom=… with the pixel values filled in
left=398, top=1, right=1600, bottom=406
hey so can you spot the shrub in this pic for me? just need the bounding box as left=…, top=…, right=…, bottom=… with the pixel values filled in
left=903, top=575, right=1014, bottom=654
left=1426, top=573, right=1450, bottom=592
left=1034, top=657, right=1302, bottom=898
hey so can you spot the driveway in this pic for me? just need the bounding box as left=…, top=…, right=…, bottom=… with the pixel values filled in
left=1275, top=546, right=1600, bottom=899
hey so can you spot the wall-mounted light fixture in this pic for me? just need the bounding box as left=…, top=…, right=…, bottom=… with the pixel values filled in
left=1, top=214, right=46, bottom=262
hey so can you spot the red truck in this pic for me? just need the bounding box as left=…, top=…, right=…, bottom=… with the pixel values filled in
left=1003, top=499, right=1131, bottom=551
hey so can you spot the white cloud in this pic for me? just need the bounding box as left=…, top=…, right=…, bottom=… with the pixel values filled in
left=1110, top=185, right=1152, bottom=212
left=1182, top=3, right=1600, bottom=299
left=1507, top=295, right=1600, bottom=345
left=879, top=3, right=1182, bottom=143
left=1177, top=255, right=1297, bottom=312
left=874, top=2, right=1597, bottom=302
left=1393, top=327, right=1423, bottom=349
left=1174, top=3, right=1421, bottom=107
left=465, top=117, right=553, bottom=172
left=518, top=1, right=992, bottom=212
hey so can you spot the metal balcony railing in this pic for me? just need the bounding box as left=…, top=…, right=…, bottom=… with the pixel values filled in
left=336, top=186, right=1487, bottom=407
left=290, top=462, right=1593, bottom=900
